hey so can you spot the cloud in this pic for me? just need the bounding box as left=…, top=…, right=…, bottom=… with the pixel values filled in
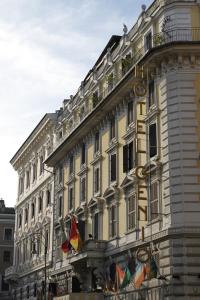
left=0, top=0, right=152, bottom=206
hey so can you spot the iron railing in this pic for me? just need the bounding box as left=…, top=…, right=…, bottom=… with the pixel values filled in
left=153, top=27, right=200, bottom=47
left=54, top=27, right=200, bottom=150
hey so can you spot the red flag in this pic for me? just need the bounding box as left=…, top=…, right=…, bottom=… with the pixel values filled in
left=69, top=216, right=82, bottom=251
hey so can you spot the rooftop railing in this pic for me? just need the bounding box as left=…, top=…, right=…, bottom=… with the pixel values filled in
left=54, top=27, right=200, bottom=150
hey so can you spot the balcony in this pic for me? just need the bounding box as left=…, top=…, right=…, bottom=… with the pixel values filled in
left=5, top=266, right=18, bottom=282
left=68, top=240, right=107, bottom=264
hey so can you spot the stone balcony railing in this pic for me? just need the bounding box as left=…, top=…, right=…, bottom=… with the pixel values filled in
left=52, top=27, right=200, bottom=152
left=5, top=265, right=18, bottom=281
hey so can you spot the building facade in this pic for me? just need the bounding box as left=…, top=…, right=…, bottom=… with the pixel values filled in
left=45, top=0, right=200, bottom=299
left=0, top=199, right=15, bottom=300
left=6, top=0, right=200, bottom=299
left=6, top=113, right=59, bottom=299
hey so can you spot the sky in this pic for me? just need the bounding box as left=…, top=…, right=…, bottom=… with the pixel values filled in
left=0, top=0, right=152, bottom=207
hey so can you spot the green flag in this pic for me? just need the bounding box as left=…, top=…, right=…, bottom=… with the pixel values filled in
left=146, top=257, right=158, bottom=280
left=121, top=267, right=131, bottom=288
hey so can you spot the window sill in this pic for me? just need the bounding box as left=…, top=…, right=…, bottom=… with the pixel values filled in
left=124, top=228, right=137, bottom=235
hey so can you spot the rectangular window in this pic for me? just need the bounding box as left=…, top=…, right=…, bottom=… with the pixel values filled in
left=149, top=123, right=157, bottom=157
left=58, top=166, right=63, bottom=183
left=32, top=164, right=37, bottom=183
left=80, top=177, right=86, bottom=202
left=127, top=195, right=136, bottom=230
left=92, top=91, right=99, bottom=108
left=46, top=190, right=51, bottom=207
left=59, top=196, right=62, bottom=217
left=19, top=177, right=24, bottom=195
left=77, top=220, right=85, bottom=242
left=109, top=205, right=116, bottom=238
left=110, top=118, right=116, bottom=140
left=3, top=250, right=11, bottom=263
left=110, top=153, right=117, bottom=182
left=127, top=101, right=134, bottom=125
left=108, top=73, right=114, bottom=91
left=94, top=167, right=100, bottom=193
left=26, top=171, right=30, bottom=188
left=81, top=143, right=86, bottom=165
left=2, top=275, right=9, bottom=291
left=4, top=228, right=12, bottom=241
left=123, top=141, right=134, bottom=173
left=39, top=156, right=44, bottom=175
left=39, top=197, right=43, bottom=213
left=122, top=53, right=132, bottom=76
left=69, top=187, right=73, bottom=210
left=150, top=181, right=158, bottom=220
left=145, top=31, right=152, bottom=51
left=148, top=80, right=155, bottom=108
left=69, top=155, right=74, bottom=174
left=94, top=131, right=100, bottom=153
left=93, top=213, right=99, bottom=240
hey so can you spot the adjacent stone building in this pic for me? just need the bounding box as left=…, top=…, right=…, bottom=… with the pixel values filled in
left=6, top=113, right=58, bottom=299
left=0, top=199, right=15, bottom=300
left=6, top=0, right=200, bottom=299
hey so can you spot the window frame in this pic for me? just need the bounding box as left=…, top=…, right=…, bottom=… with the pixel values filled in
left=109, top=152, right=117, bottom=184
left=127, top=193, right=136, bottom=231
left=80, top=176, right=86, bottom=203
left=109, top=204, right=117, bottom=239
left=4, top=228, right=13, bottom=241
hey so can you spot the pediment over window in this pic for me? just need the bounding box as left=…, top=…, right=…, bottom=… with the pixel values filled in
left=88, top=198, right=98, bottom=208
left=103, top=186, right=119, bottom=199
left=34, top=222, right=42, bottom=231
left=120, top=175, right=134, bottom=189
left=88, top=197, right=105, bottom=213
left=42, top=216, right=50, bottom=225
left=143, top=161, right=162, bottom=174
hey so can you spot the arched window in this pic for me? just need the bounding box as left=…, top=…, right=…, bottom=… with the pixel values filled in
left=25, top=208, right=28, bottom=224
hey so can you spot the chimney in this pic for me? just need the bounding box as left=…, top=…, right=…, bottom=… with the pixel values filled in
left=0, top=198, right=5, bottom=209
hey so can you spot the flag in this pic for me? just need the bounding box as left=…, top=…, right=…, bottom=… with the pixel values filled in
left=115, top=264, right=125, bottom=290
left=60, top=218, right=71, bottom=253
left=146, top=257, right=158, bottom=280
left=128, top=257, right=136, bottom=276
left=61, top=231, right=71, bottom=253
left=69, top=216, right=82, bottom=251
left=133, top=261, right=146, bottom=289
left=121, top=267, right=131, bottom=288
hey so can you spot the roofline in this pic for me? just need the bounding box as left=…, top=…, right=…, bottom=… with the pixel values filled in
left=10, top=113, right=58, bottom=166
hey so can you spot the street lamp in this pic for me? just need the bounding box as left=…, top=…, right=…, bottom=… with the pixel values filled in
left=31, top=232, right=48, bottom=300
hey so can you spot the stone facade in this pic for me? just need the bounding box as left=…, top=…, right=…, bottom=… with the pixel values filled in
left=7, top=0, right=200, bottom=299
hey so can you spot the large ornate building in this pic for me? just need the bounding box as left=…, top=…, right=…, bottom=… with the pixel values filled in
left=7, top=0, right=200, bottom=299
left=6, top=113, right=58, bottom=299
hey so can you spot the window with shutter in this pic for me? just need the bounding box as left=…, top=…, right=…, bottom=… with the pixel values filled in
left=109, top=205, right=116, bottom=238
left=149, top=123, right=157, bottom=157
left=110, top=154, right=116, bottom=182
left=128, top=101, right=134, bottom=125
left=123, top=144, right=128, bottom=173
left=148, top=80, right=155, bottom=108
left=150, top=181, right=158, bottom=220
left=127, top=195, right=136, bottom=230
left=80, top=177, right=86, bottom=202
